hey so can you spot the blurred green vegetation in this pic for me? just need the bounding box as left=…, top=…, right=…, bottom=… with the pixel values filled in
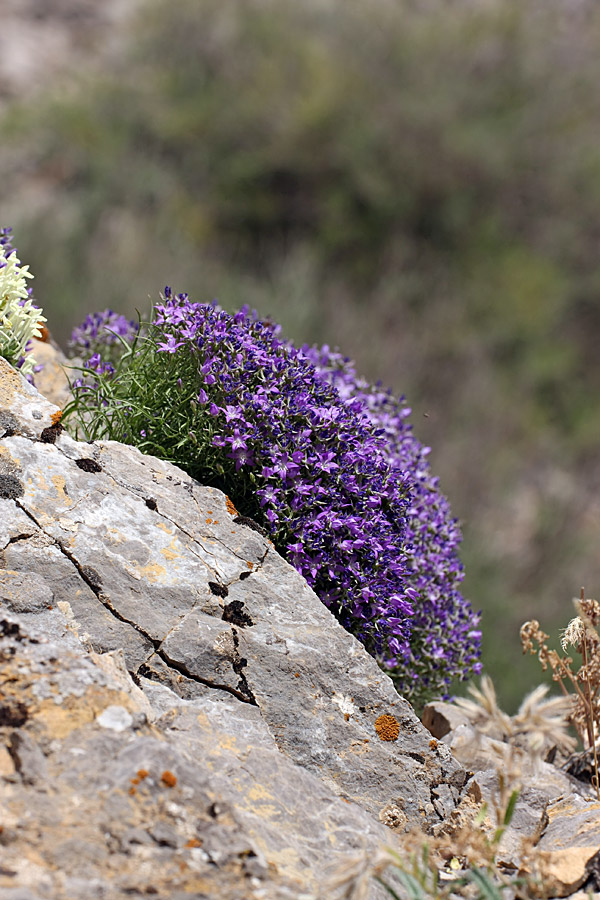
left=3, top=0, right=600, bottom=710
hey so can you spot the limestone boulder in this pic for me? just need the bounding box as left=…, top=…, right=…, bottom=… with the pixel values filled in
left=0, top=358, right=465, bottom=898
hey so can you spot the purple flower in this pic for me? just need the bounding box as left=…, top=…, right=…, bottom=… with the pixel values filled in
left=157, top=334, right=185, bottom=353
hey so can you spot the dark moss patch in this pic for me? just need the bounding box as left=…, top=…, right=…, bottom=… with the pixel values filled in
left=0, top=411, right=19, bottom=438
left=75, top=458, right=102, bottom=473
left=233, top=515, right=269, bottom=538
left=0, top=619, right=22, bottom=639
left=39, top=423, right=63, bottom=444
left=222, top=600, right=254, bottom=627
left=230, top=628, right=256, bottom=703
left=0, top=475, right=23, bottom=500
left=0, top=700, right=28, bottom=727
left=145, top=497, right=158, bottom=511
left=208, top=581, right=228, bottom=598
left=81, top=565, right=103, bottom=589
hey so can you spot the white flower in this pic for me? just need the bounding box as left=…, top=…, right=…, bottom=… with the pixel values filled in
left=0, top=243, right=46, bottom=376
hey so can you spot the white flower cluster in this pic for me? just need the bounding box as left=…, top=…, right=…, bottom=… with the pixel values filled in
left=0, top=243, right=45, bottom=376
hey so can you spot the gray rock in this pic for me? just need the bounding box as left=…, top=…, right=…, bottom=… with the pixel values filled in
left=0, top=357, right=465, bottom=899
left=422, top=700, right=471, bottom=739
left=428, top=697, right=600, bottom=898
left=0, top=571, right=53, bottom=614
left=535, top=794, right=600, bottom=897
left=6, top=730, right=47, bottom=785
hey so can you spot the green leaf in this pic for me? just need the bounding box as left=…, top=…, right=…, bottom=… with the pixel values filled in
left=503, top=789, right=520, bottom=827
left=474, top=802, right=489, bottom=826
left=467, top=867, right=506, bottom=900
left=393, top=870, right=428, bottom=900
left=373, top=877, right=405, bottom=900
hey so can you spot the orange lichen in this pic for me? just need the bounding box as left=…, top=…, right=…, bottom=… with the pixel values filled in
left=50, top=409, right=63, bottom=426
left=128, top=786, right=137, bottom=795
left=185, top=838, right=203, bottom=848
left=137, top=769, right=149, bottom=780
left=429, top=738, right=438, bottom=750
left=161, top=770, right=177, bottom=788
left=374, top=714, right=400, bottom=742
left=247, top=561, right=253, bottom=569
left=225, top=496, right=239, bottom=517
left=38, top=324, right=50, bottom=343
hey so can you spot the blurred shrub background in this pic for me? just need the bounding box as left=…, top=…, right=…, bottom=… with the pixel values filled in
left=2, top=0, right=600, bottom=710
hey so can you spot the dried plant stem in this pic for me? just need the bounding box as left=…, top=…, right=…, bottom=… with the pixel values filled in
left=580, top=587, right=600, bottom=799
left=553, top=651, right=590, bottom=712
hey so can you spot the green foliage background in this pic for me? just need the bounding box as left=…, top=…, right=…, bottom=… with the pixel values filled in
left=3, top=0, right=600, bottom=709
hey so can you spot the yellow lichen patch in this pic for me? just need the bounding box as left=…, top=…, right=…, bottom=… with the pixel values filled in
left=0, top=445, right=20, bottom=471
left=374, top=714, right=400, bottom=742
left=195, top=711, right=210, bottom=729
left=247, top=839, right=302, bottom=886
left=547, top=797, right=600, bottom=824
left=0, top=360, right=21, bottom=406
left=160, top=538, right=182, bottom=562
left=131, top=561, right=168, bottom=583
left=215, top=732, right=241, bottom=754
left=106, top=528, right=128, bottom=545
left=28, top=470, right=48, bottom=492
left=234, top=782, right=280, bottom=822
left=246, top=783, right=275, bottom=804
left=48, top=474, right=71, bottom=505
left=154, top=521, right=172, bottom=534
left=35, top=686, right=139, bottom=740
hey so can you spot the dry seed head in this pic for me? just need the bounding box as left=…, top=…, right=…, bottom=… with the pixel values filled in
left=454, top=676, right=575, bottom=764
left=453, top=675, right=512, bottom=739
left=561, top=616, right=585, bottom=652
left=520, top=619, right=549, bottom=651
left=520, top=620, right=553, bottom=670
left=512, top=684, right=577, bottom=755
left=576, top=596, right=600, bottom=630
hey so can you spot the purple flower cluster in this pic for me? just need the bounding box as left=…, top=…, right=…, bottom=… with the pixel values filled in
left=69, top=309, right=140, bottom=361
left=152, top=290, right=414, bottom=662
left=300, top=345, right=482, bottom=700
left=68, top=310, right=141, bottom=391
left=68, top=291, right=482, bottom=702
left=0, top=227, right=14, bottom=257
